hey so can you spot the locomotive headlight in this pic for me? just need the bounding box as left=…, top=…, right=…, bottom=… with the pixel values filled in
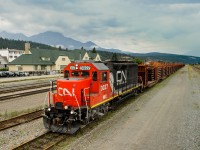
left=70, top=110, right=75, bottom=114
left=48, top=107, right=51, bottom=111
left=64, top=106, right=68, bottom=109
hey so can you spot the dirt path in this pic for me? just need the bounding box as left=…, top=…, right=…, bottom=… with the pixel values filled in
left=68, top=66, right=200, bottom=150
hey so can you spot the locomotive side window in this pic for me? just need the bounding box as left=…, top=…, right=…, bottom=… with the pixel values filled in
left=102, top=72, right=107, bottom=82
left=72, top=71, right=79, bottom=77
left=92, top=71, right=97, bottom=81
left=64, top=70, right=69, bottom=78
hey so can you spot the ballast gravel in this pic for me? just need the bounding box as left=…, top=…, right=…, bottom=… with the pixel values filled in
left=0, top=118, right=47, bottom=149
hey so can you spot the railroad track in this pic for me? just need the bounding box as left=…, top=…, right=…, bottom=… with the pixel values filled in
left=12, top=132, right=68, bottom=150
left=0, top=110, right=43, bottom=131
left=0, top=82, right=50, bottom=95
left=0, top=88, right=51, bottom=101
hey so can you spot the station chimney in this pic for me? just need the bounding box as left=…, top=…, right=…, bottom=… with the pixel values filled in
left=25, top=43, right=30, bottom=54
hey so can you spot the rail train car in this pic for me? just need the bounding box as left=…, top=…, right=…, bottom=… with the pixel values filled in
left=43, top=61, right=142, bottom=134
left=138, top=62, right=185, bottom=88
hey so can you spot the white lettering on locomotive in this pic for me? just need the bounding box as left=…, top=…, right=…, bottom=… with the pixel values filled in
left=101, top=84, right=108, bottom=91
left=70, top=66, right=75, bottom=70
left=58, top=87, right=74, bottom=97
left=80, top=66, right=91, bottom=70
left=116, top=70, right=127, bottom=84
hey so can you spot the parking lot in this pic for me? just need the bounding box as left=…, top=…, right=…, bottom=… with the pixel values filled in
left=0, top=70, right=60, bottom=78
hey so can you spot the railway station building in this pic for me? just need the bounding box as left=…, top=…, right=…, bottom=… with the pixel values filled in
left=8, top=43, right=101, bottom=72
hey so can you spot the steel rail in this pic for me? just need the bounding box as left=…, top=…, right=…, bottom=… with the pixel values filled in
left=12, top=132, right=68, bottom=150
left=0, top=88, right=51, bottom=101
left=0, top=110, right=43, bottom=131
left=0, top=82, right=50, bottom=95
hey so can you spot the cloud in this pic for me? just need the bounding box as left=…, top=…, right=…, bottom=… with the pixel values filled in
left=0, top=0, right=200, bottom=56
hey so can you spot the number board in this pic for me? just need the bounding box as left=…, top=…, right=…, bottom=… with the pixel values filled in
left=70, top=66, right=75, bottom=70
left=80, top=66, right=91, bottom=70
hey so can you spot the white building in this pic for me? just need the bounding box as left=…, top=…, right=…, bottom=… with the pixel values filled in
left=0, top=48, right=24, bottom=62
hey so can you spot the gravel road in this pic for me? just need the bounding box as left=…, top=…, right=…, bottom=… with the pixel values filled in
left=68, top=66, right=200, bottom=150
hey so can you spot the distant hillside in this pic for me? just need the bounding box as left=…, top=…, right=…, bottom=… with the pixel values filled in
left=0, top=37, right=58, bottom=50
left=1, top=37, right=200, bottom=64
left=0, top=31, right=99, bottom=50
left=130, top=52, right=200, bottom=64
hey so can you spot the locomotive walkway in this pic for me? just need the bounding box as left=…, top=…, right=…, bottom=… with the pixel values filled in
left=68, top=65, right=200, bottom=150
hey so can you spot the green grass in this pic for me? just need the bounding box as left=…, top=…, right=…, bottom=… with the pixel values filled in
left=193, top=103, right=200, bottom=109
left=0, top=106, right=43, bottom=120
left=188, top=65, right=191, bottom=80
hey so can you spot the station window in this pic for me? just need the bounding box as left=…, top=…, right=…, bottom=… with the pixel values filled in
left=34, top=65, right=38, bottom=70
left=41, top=65, right=47, bottom=70
left=102, top=72, right=107, bottom=82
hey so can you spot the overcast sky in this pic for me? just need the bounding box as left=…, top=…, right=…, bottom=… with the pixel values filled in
left=0, top=0, right=200, bottom=55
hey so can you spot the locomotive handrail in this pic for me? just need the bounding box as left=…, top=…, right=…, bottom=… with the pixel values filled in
left=83, top=87, right=90, bottom=121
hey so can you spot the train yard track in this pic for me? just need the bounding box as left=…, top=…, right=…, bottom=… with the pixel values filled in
left=0, top=110, right=43, bottom=131
left=0, top=82, right=50, bottom=94
left=12, top=132, right=68, bottom=150
left=0, top=82, right=56, bottom=101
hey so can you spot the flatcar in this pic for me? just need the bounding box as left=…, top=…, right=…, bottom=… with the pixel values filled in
left=43, top=61, right=184, bottom=134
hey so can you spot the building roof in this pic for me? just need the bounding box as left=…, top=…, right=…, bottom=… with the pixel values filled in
left=69, top=49, right=88, bottom=61
left=88, top=51, right=98, bottom=59
left=9, top=48, right=71, bottom=65
left=8, top=48, right=100, bottom=65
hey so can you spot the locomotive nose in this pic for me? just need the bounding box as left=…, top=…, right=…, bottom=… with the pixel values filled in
left=55, top=78, right=91, bottom=108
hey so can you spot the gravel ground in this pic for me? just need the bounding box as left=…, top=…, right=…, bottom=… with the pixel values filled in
left=0, top=92, right=48, bottom=118
left=0, top=118, right=47, bottom=149
left=66, top=65, right=200, bottom=150
left=0, top=77, right=56, bottom=149
left=0, top=78, right=56, bottom=119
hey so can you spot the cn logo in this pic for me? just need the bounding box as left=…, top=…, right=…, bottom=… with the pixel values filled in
left=58, top=87, right=74, bottom=97
left=116, top=70, right=127, bottom=84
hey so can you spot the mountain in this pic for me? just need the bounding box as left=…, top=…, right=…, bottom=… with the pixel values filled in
left=0, top=31, right=28, bottom=41
left=130, top=52, right=200, bottom=64
left=185, top=50, right=200, bottom=57
left=0, top=31, right=99, bottom=50
left=1, top=30, right=200, bottom=64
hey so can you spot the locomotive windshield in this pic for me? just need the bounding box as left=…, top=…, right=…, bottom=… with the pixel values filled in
left=71, top=71, right=90, bottom=77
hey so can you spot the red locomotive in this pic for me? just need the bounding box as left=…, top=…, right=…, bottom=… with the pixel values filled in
left=43, top=61, right=184, bottom=134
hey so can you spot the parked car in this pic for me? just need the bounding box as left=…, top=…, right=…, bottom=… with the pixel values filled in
left=14, top=71, right=30, bottom=77
left=0, top=71, right=7, bottom=77
left=24, top=72, right=30, bottom=76
left=14, top=71, right=24, bottom=77
left=5, top=71, right=15, bottom=77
